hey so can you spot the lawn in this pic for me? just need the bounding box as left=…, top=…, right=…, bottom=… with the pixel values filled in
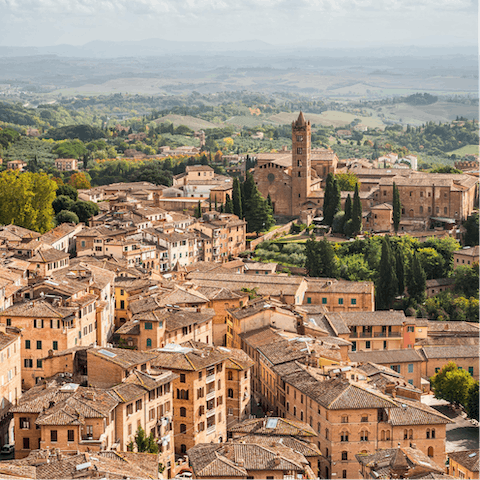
left=446, top=145, right=479, bottom=156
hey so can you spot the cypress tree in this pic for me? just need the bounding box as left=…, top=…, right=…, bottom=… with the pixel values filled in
left=323, top=173, right=340, bottom=226
left=395, top=248, right=405, bottom=296
left=344, top=194, right=352, bottom=223
left=305, top=236, right=338, bottom=278
left=209, top=195, right=212, bottom=211
left=214, top=195, right=218, bottom=211
left=232, top=177, right=242, bottom=218
left=376, top=236, right=398, bottom=309
left=352, top=183, right=362, bottom=234
left=245, top=188, right=274, bottom=234
left=393, top=182, right=401, bottom=233
left=407, top=253, right=426, bottom=304
left=225, top=194, right=234, bottom=214
left=194, top=200, right=202, bottom=218
left=267, top=193, right=273, bottom=213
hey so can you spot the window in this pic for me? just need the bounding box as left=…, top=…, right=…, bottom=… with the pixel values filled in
left=361, top=415, right=368, bottom=423
left=177, top=389, right=189, bottom=400
left=53, top=341, right=58, bottom=351
left=24, top=359, right=33, bottom=368
left=340, top=432, right=349, bottom=442
left=146, top=338, right=152, bottom=347
left=407, top=326, right=414, bottom=332
left=469, top=366, right=474, bottom=376
left=228, top=371, right=233, bottom=380
left=307, top=297, right=311, bottom=304
left=322, top=297, right=327, bottom=304
left=431, top=429, right=435, bottom=439
left=180, top=374, right=186, bottom=383
left=408, top=364, right=414, bottom=373
left=120, top=300, right=125, bottom=309
left=37, top=359, right=42, bottom=368
left=338, top=298, right=343, bottom=305
left=342, top=451, right=348, bottom=461
left=351, top=298, right=356, bottom=305
left=135, top=399, right=142, bottom=411
left=428, top=447, right=434, bottom=457
left=126, top=403, right=133, bottom=416
left=360, top=430, right=368, bottom=441
left=420, top=206, right=423, bottom=214
left=228, top=388, right=234, bottom=398
left=341, top=415, right=348, bottom=424
left=50, top=430, right=58, bottom=442
left=68, top=430, right=74, bottom=442
left=180, top=424, right=187, bottom=434
left=342, top=470, right=347, bottom=479
left=6, top=319, right=11, bottom=326
left=365, top=341, right=371, bottom=349
left=435, top=367, right=440, bottom=373
left=144, top=322, right=153, bottom=330
left=351, top=341, right=356, bottom=352
left=34, top=319, right=43, bottom=328
left=25, top=340, right=30, bottom=349
left=180, top=407, right=186, bottom=417
left=23, top=437, right=30, bottom=450
left=20, top=417, right=30, bottom=429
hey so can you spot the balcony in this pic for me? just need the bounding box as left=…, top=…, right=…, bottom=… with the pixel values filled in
left=374, top=332, right=387, bottom=338
left=206, top=408, right=216, bottom=418
left=206, top=390, right=215, bottom=401
left=360, top=332, right=372, bottom=338
left=206, top=374, right=215, bottom=384
left=206, top=425, right=216, bottom=435
left=388, top=332, right=401, bottom=338
left=350, top=332, right=358, bottom=338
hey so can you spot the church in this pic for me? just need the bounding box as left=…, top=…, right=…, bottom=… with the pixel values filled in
left=253, top=112, right=338, bottom=217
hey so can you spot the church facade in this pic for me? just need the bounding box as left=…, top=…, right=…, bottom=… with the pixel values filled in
left=253, top=112, right=338, bottom=217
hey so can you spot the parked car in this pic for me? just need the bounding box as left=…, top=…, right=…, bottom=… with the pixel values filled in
left=0, top=444, right=14, bottom=455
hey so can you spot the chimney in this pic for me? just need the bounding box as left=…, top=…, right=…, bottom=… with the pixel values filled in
left=273, top=453, right=281, bottom=466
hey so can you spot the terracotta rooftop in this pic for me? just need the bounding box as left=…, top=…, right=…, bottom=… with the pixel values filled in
left=349, top=349, right=424, bottom=364
left=87, top=346, right=157, bottom=369
left=228, top=417, right=317, bottom=438
left=448, top=449, right=479, bottom=473
left=420, top=345, right=479, bottom=359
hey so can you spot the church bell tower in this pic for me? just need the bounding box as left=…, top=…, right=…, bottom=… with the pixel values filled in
left=291, top=111, right=311, bottom=216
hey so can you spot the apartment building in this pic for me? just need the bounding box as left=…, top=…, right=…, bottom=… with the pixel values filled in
left=39, top=223, right=84, bottom=254
left=193, top=212, right=246, bottom=262
left=54, top=158, right=78, bottom=171
left=26, top=244, right=70, bottom=278
left=448, top=449, right=479, bottom=479
left=0, top=298, right=98, bottom=389
left=149, top=342, right=236, bottom=455
left=0, top=325, right=21, bottom=448
left=453, top=246, right=479, bottom=268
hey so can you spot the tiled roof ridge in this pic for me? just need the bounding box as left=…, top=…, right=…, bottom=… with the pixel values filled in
left=279, top=418, right=315, bottom=437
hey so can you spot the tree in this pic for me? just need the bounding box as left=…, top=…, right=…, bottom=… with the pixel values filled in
left=134, top=426, right=159, bottom=454
left=225, top=194, right=234, bottom=214
left=406, top=253, right=426, bottom=303
left=52, top=195, right=74, bottom=215
left=56, top=210, right=80, bottom=225
left=70, top=201, right=99, bottom=224
left=344, top=194, right=352, bottom=223
left=267, top=193, right=273, bottom=213
left=395, top=248, right=405, bottom=296
left=463, top=213, right=479, bottom=247
left=392, top=182, right=401, bottom=233
left=305, top=236, right=338, bottom=278
left=323, top=173, right=340, bottom=226
left=351, top=183, right=362, bottom=234
left=453, top=264, right=479, bottom=298
left=335, top=172, right=359, bottom=191
left=56, top=184, right=78, bottom=201
left=243, top=172, right=255, bottom=206
left=232, top=177, right=242, bottom=219
left=466, top=381, right=479, bottom=421
left=69, top=172, right=91, bottom=190
left=0, top=171, right=57, bottom=234
left=194, top=200, right=202, bottom=218
left=376, top=236, right=397, bottom=309
left=245, top=189, right=274, bottom=234
left=417, top=247, right=445, bottom=279
left=430, top=362, right=475, bottom=407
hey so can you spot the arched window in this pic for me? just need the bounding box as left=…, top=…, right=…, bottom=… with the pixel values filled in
left=426, top=428, right=430, bottom=439
left=177, top=389, right=189, bottom=400
left=180, top=407, right=186, bottom=417
left=317, top=422, right=321, bottom=433
left=180, top=424, right=187, bottom=434
left=341, top=451, right=348, bottom=461
left=180, top=444, right=187, bottom=454
left=293, top=406, right=297, bottom=417
left=381, top=430, right=385, bottom=441
left=341, top=415, right=349, bottom=424
left=228, top=388, right=234, bottom=398
left=428, top=447, right=434, bottom=457
left=300, top=411, right=304, bottom=421
left=228, top=371, right=233, bottom=381
left=146, top=338, right=152, bottom=348
left=404, top=429, right=408, bottom=440
left=431, top=429, right=435, bottom=439
left=385, top=430, right=390, bottom=440
left=409, top=429, right=413, bottom=440
left=340, top=432, right=349, bottom=442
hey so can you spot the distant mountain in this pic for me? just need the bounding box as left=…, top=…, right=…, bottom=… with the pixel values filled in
left=0, top=38, right=476, bottom=58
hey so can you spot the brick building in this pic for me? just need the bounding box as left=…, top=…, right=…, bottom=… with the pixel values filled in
left=253, top=112, right=338, bottom=217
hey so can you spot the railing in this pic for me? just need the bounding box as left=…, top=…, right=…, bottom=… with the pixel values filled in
left=206, top=374, right=215, bottom=384
left=360, top=332, right=372, bottom=338
left=374, top=332, right=387, bottom=337
left=206, top=391, right=215, bottom=401
left=206, top=408, right=216, bottom=418
left=206, top=425, right=216, bottom=435
left=388, top=332, right=401, bottom=338
left=349, top=332, right=358, bottom=338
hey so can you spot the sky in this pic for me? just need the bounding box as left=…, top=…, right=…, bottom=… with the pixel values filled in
left=0, top=0, right=477, bottom=48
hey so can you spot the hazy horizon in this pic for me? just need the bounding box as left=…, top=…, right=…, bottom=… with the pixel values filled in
left=0, top=0, right=477, bottom=48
